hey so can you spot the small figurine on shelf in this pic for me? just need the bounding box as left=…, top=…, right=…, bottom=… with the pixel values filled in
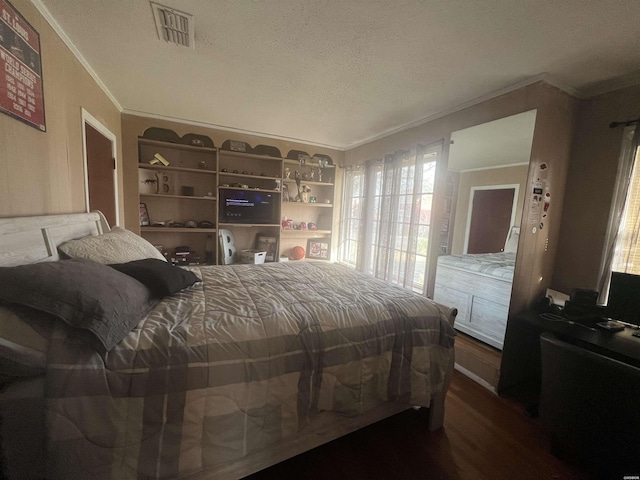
left=318, top=158, right=328, bottom=182
left=295, top=170, right=302, bottom=200
left=285, top=167, right=291, bottom=179
left=308, top=222, right=318, bottom=231
left=310, top=169, right=315, bottom=181
left=282, top=183, right=290, bottom=202
left=300, top=222, right=307, bottom=230
left=282, top=216, right=293, bottom=229
left=295, top=184, right=311, bottom=203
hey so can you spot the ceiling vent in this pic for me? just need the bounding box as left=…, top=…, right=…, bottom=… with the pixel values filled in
left=151, top=2, right=194, bottom=48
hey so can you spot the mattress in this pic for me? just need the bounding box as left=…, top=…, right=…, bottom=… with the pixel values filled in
left=5, top=261, right=455, bottom=479
left=437, top=251, right=516, bottom=281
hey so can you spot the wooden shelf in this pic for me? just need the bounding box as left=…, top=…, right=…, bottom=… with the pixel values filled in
left=282, top=201, right=332, bottom=207
left=219, top=223, right=281, bottom=228
left=219, top=172, right=280, bottom=181
left=219, top=150, right=283, bottom=162
left=140, top=193, right=217, bottom=201
left=281, top=229, right=331, bottom=236
left=219, top=186, right=281, bottom=194
left=282, top=179, right=333, bottom=186
left=138, top=137, right=217, bottom=153
left=284, top=159, right=335, bottom=168
left=138, top=164, right=217, bottom=175
left=141, top=227, right=216, bottom=233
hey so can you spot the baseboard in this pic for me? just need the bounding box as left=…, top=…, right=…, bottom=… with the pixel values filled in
left=455, top=363, right=497, bottom=394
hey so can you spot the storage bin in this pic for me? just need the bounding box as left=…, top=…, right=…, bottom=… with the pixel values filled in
left=240, top=250, right=266, bottom=264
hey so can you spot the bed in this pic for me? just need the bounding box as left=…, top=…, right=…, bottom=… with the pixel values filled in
left=433, top=227, right=519, bottom=350
left=0, top=212, right=456, bottom=480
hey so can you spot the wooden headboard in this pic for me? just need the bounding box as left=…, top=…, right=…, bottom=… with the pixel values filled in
left=0, top=211, right=110, bottom=267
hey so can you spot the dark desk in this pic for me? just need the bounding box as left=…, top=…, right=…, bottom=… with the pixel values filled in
left=497, top=309, right=640, bottom=395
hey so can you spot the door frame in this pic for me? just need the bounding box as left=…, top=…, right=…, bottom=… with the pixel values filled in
left=463, top=183, right=519, bottom=254
left=81, top=108, right=119, bottom=225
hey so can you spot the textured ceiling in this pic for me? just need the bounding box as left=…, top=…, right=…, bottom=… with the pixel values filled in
left=37, top=0, right=640, bottom=150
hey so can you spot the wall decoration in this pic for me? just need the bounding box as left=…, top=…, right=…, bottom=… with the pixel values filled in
left=306, top=240, right=329, bottom=260
left=139, top=203, right=150, bottom=226
left=0, top=0, right=45, bottom=131
left=255, top=234, right=278, bottom=262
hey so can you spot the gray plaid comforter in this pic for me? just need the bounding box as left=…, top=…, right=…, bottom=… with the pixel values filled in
left=44, top=262, right=456, bottom=479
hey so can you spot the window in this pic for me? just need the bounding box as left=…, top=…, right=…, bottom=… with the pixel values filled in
left=338, top=143, right=441, bottom=294
left=599, top=125, right=640, bottom=300
left=611, top=136, right=640, bottom=273
left=338, top=168, right=366, bottom=268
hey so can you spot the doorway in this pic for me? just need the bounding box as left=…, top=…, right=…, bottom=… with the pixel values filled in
left=82, top=109, right=118, bottom=227
left=464, top=185, right=519, bottom=254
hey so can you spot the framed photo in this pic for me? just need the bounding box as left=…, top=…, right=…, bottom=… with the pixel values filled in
left=256, top=234, right=278, bottom=262
left=306, top=240, right=329, bottom=260
left=139, top=203, right=150, bottom=226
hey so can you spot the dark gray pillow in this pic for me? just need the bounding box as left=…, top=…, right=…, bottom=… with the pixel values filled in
left=109, top=258, right=200, bottom=298
left=0, top=259, right=157, bottom=351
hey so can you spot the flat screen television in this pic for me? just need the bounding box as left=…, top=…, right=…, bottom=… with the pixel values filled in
left=219, top=188, right=277, bottom=225
left=607, top=271, right=640, bottom=326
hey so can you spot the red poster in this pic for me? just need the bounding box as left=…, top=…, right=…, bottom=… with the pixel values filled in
left=0, top=0, right=45, bottom=131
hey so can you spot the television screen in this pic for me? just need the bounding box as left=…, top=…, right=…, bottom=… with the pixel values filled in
left=607, top=271, right=640, bottom=326
left=219, top=189, right=276, bottom=224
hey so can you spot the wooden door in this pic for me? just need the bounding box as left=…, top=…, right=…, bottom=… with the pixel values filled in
left=86, top=123, right=117, bottom=226
left=467, top=188, right=515, bottom=254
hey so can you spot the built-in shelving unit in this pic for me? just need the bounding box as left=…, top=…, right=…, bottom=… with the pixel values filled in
left=280, top=156, right=335, bottom=261
left=136, top=134, right=337, bottom=264
left=137, top=136, right=218, bottom=265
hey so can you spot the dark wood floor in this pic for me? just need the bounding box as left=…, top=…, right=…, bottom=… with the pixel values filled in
left=245, top=371, right=594, bottom=480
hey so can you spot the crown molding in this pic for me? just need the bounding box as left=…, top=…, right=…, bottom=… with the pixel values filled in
left=345, top=73, right=584, bottom=150
left=31, top=0, right=122, bottom=112
left=458, top=162, right=530, bottom=173
left=579, top=70, right=640, bottom=99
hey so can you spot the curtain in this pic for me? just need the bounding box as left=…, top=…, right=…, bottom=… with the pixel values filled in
left=338, top=142, right=441, bottom=294
left=597, top=125, right=640, bottom=302
left=365, top=144, right=439, bottom=293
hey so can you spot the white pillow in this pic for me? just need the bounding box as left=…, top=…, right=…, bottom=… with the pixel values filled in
left=59, top=227, right=167, bottom=264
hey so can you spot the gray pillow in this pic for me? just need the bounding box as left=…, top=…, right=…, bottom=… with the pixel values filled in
left=58, top=227, right=167, bottom=264
left=0, top=259, right=157, bottom=351
left=109, top=259, right=200, bottom=298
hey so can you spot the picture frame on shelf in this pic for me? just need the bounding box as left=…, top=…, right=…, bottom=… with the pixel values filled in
left=139, top=203, right=150, bottom=226
left=306, top=240, right=329, bottom=260
left=256, top=234, right=278, bottom=262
